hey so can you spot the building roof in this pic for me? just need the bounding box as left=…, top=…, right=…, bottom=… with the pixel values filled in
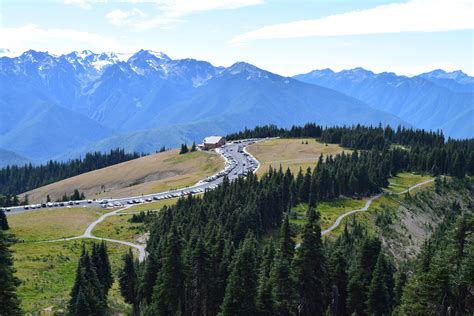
left=203, top=136, right=224, bottom=144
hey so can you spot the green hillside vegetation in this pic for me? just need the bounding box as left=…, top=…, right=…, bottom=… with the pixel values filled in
left=8, top=208, right=107, bottom=242
left=12, top=240, right=132, bottom=313
left=385, top=172, right=433, bottom=193
left=331, top=178, right=473, bottom=261
left=93, top=214, right=144, bottom=244
left=289, top=198, right=367, bottom=229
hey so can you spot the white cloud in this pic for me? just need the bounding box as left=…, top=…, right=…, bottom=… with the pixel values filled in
left=231, top=0, right=474, bottom=44
left=155, top=0, right=263, bottom=18
left=105, top=0, right=263, bottom=30
left=105, top=8, right=182, bottom=30
left=0, top=24, right=125, bottom=54
left=63, top=0, right=107, bottom=10
left=106, top=8, right=146, bottom=26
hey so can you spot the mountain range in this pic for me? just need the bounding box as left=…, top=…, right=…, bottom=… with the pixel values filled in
left=294, top=68, right=473, bottom=139
left=0, top=49, right=472, bottom=163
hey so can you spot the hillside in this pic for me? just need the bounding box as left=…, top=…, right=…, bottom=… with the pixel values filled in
left=0, top=149, right=30, bottom=168
left=246, top=138, right=348, bottom=176
left=20, top=149, right=223, bottom=203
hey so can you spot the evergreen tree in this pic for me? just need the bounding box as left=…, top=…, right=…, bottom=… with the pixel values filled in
left=74, top=289, right=92, bottom=315
left=191, top=141, right=197, bottom=152
left=270, top=215, right=296, bottom=316
left=92, top=242, right=113, bottom=296
left=328, top=248, right=347, bottom=316
left=0, top=230, right=22, bottom=315
left=256, top=242, right=275, bottom=315
left=149, top=228, right=185, bottom=315
left=294, top=208, right=325, bottom=316
left=119, top=249, right=139, bottom=314
left=180, top=144, right=189, bottom=154
left=187, top=237, right=210, bottom=315
left=347, top=237, right=381, bottom=315
left=451, top=151, right=466, bottom=178
left=68, top=245, right=107, bottom=315
left=72, top=189, right=81, bottom=201
left=366, top=252, right=390, bottom=315
left=0, top=209, right=9, bottom=230
left=220, top=234, right=259, bottom=316
left=139, top=252, right=160, bottom=305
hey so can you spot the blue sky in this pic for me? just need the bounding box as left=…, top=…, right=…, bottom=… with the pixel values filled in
left=1, top=0, right=473, bottom=76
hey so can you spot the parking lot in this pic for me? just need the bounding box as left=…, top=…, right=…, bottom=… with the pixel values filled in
left=4, top=139, right=261, bottom=215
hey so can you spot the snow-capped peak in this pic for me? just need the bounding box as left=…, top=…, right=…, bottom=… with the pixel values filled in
left=227, top=62, right=261, bottom=74
left=129, top=49, right=171, bottom=62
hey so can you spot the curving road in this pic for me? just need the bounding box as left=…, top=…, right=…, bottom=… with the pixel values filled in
left=23, top=139, right=263, bottom=261
left=41, top=205, right=149, bottom=262
left=9, top=138, right=435, bottom=259
left=320, top=178, right=434, bottom=236
left=6, top=139, right=261, bottom=215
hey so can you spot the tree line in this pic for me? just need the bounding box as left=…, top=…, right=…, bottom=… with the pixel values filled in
left=228, top=123, right=474, bottom=178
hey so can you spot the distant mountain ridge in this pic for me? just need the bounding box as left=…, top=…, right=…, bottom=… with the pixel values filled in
left=294, top=68, right=474, bottom=139
left=1, top=49, right=470, bottom=163
left=418, top=69, right=474, bottom=93
left=0, top=149, right=31, bottom=168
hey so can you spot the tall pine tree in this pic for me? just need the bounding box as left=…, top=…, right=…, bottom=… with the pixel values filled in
left=220, top=234, right=259, bottom=316
left=270, top=215, right=296, bottom=316
left=0, top=229, right=22, bottom=315
left=294, top=208, right=325, bottom=316
left=119, top=249, right=139, bottom=314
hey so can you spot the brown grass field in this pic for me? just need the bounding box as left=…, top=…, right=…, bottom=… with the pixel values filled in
left=20, top=150, right=223, bottom=203
left=247, top=138, right=349, bottom=176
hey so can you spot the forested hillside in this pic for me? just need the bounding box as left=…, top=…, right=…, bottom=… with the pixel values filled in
left=110, top=172, right=472, bottom=315
left=3, top=123, right=473, bottom=315
left=101, top=124, right=472, bottom=315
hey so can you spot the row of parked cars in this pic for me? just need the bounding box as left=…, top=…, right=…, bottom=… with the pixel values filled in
left=98, top=187, right=212, bottom=209
left=202, top=146, right=240, bottom=183
left=20, top=200, right=93, bottom=210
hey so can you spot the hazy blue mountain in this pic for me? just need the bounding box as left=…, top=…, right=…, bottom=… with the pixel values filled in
left=0, top=149, right=31, bottom=168
left=152, top=62, right=406, bottom=128
left=294, top=68, right=474, bottom=138
left=59, top=62, right=408, bottom=159
left=418, top=69, right=474, bottom=93
left=81, top=51, right=222, bottom=131
left=5, top=50, right=464, bottom=162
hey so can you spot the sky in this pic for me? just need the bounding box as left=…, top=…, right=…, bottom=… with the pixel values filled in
left=0, top=0, right=473, bottom=76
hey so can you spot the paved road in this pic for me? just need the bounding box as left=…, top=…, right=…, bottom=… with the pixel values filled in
left=41, top=205, right=149, bottom=262
left=5, top=139, right=261, bottom=216
left=12, top=139, right=262, bottom=262
left=320, top=178, right=435, bottom=236
left=321, top=194, right=383, bottom=236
